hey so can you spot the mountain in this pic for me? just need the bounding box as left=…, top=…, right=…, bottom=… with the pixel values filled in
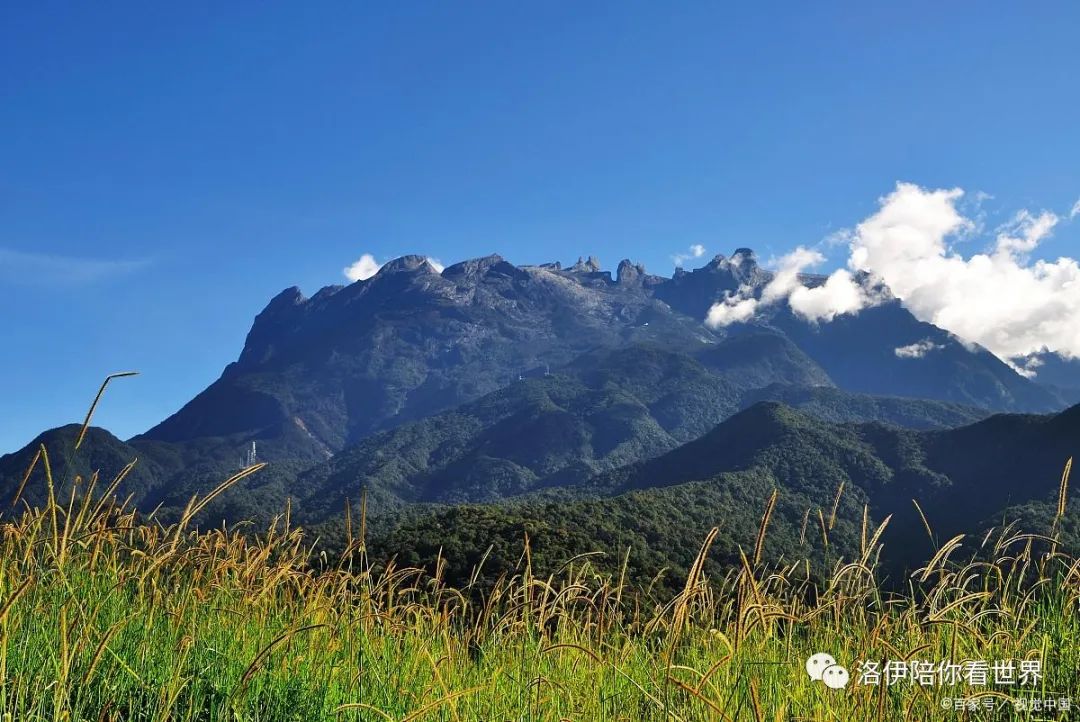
left=768, top=301, right=1063, bottom=411
left=135, top=249, right=1059, bottom=464
left=1, top=340, right=989, bottom=530
left=135, top=254, right=722, bottom=457
left=655, top=250, right=1061, bottom=412
left=0, top=426, right=168, bottom=509
left=591, top=401, right=1079, bottom=562
left=286, top=344, right=742, bottom=522
left=0, top=424, right=318, bottom=525
left=1, top=335, right=797, bottom=523
left=360, top=401, right=1080, bottom=588
left=738, top=384, right=988, bottom=429
left=3, top=250, right=1071, bottom=547
left=289, top=339, right=942, bottom=519
left=654, top=248, right=770, bottom=318
left=596, top=403, right=1075, bottom=520
left=1015, top=350, right=1080, bottom=405
left=283, top=342, right=998, bottom=527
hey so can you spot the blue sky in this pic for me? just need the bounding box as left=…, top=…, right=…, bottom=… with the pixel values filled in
left=3, top=2, right=1080, bottom=453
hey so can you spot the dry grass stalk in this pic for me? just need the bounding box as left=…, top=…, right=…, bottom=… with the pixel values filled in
left=74, top=372, right=139, bottom=451
left=912, top=498, right=934, bottom=547
left=828, top=481, right=845, bottom=531
left=753, top=490, right=778, bottom=566
left=1057, top=457, right=1072, bottom=520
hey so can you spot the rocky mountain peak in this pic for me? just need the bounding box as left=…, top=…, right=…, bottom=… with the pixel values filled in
left=264, top=286, right=306, bottom=310
left=376, top=255, right=438, bottom=276
left=702, top=248, right=758, bottom=273
left=653, top=248, right=771, bottom=319
left=310, top=285, right=344, bottom=304
left=732, top=248, right=757, bottom=265
left=248, top=286, right=307, bottom=334
left=616, top=259, right=646, bottom=285
left=442, top=254, right=525, bottom=282
left=570, top=256, right=602, bottom=273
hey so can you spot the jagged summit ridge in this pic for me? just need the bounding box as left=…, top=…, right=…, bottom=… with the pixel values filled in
left=136, top=247, right=1065, bottom=462
left=265, top=251, right=766, bottom=314
left=143, top=250, right=741, bottom=451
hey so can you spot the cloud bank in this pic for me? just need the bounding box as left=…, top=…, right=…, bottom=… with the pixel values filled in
left=707, top=182, right=1080, bottom=361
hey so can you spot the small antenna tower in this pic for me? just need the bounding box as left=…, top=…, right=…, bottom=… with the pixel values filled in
left=245, top=441, right=258, bottom=467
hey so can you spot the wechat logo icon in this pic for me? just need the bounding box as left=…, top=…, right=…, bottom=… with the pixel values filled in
left=805, top=652, right=850, bottom=689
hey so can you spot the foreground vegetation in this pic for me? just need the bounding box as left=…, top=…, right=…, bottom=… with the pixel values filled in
left=1, top=380, right=1077, bottom=720
left=1, top=451, right=1077, bottom=720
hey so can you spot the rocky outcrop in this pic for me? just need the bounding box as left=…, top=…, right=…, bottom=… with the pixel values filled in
left=616, top=259, right=646, bottom=285
left=569, top=256, right=602, bottom=273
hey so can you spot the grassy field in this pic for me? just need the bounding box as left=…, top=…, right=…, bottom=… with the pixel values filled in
left=2, top=389, right=1078, bottom=720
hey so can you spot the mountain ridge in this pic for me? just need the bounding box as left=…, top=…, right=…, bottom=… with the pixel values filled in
left=358, top=399, right=1080, bottom=587
left=138, top=249, right=1066, bottom=455
left=3, top=249, right=1076, bottom=560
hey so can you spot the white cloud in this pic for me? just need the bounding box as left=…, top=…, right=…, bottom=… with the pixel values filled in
left=895, top=339, right=943, bottom=359
left=704, top=182, right=1080, bottom=360
left=823, top=228, right=854, bottom=247
left=993, top=209, right=1058, bottom=257
left=705, top=292, right=758, bottom=327
left=846, top=183, right=1080, bottom=359
left=343, top=253, right=382, bottom=282
left=789, top=269, right=879, bottom=323
left=1007, top=354, right=1043, bottom=378
left=672, top=244, right=707, bottom=267
left=0, top=248, right=149, bottom=284
left=705, top=246, right=881, bottom=327
left=762, top=247, right=824, bottom=302
left=1071, top=198, right=1080, bottom=220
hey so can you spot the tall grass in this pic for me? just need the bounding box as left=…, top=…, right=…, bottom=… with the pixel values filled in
left=1, top=379, right=1078, bottom=720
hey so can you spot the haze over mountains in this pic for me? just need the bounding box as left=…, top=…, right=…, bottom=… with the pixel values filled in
left=3, top=250, right=1077, bottom=583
